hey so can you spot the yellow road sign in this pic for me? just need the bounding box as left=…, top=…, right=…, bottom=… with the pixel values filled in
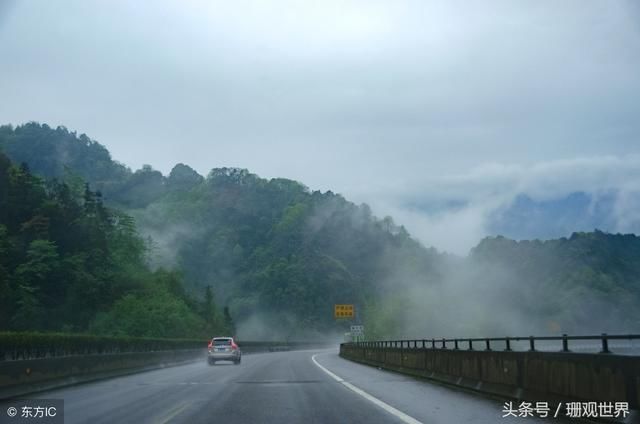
left=334, top=304, right=354, bottom=319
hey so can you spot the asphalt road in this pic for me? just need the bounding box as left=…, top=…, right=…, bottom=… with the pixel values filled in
left=27, top=349, right=551, bottom=423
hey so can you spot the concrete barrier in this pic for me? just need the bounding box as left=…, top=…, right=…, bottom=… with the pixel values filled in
left=340, top=344, right=640, bottom=409
left=0, top=349, right=205, bottom=399
left=239, top=342, right=333, bottom=353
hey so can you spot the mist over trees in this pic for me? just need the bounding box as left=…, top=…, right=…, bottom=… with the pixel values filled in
left=469, top=233, right=640, bottom=333
left=1, top=122, right=639, bottom=339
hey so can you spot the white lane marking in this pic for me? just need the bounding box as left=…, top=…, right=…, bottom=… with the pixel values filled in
left=158, top=402, right=190, bottom=424
left=311, top=354, right=423, bottom=424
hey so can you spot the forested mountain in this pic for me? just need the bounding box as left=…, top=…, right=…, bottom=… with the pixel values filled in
left=1, top=122, right=639, bottom=339
left=468, top=232, right=640, bottom=333
left=0, top=123, right=444, bottom=338
left=0, top=149, right=231, bottom=338
left=486, top=192, right=625, bottom=241
left=131, top=168, right=444, bottom=338
left=0, top=122, right=200, bottom=209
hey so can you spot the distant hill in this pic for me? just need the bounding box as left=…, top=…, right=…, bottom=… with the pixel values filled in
left=1, top=122, right=638, bottom=338
left=0, top=122, right=201, bottom=209
left=468, top=231, right=640, bottom=334
left=487, top=192, right=625, bottom=240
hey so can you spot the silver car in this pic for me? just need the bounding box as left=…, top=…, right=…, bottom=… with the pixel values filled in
left=207, top=337, right=241, bottom=365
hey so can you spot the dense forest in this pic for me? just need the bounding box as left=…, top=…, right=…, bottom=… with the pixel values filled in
left=469, top=233, right=640, bottom=333
left=1, top=122, right=638, bottom=339
left=0, top=148, right=232, bottom=338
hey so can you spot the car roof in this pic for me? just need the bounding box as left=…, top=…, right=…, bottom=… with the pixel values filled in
left=212, top=337, right=233, bottom=340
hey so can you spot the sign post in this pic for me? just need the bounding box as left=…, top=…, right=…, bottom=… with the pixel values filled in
left=335, top=304, right=363, bottom=341
left=350, top=325, right=364, bottom=342
left=334, top=304, right=354, bottom=319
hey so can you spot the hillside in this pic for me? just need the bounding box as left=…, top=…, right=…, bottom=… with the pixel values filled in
left=1, top=122, right=638, bottom=338
left=468, top=232, right=640, bottom=333
left=0, top=123, right=445, bottom=338
left=0, top=150, right=231, bottom=338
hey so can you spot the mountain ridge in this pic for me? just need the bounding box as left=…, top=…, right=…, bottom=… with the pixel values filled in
left=1, top=122, right=638, bottom=337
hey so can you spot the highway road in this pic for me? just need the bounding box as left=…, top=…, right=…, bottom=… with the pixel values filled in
left=29, top=349, right=551, bottom=423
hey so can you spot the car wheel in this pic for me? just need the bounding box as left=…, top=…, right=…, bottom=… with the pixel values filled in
left=208, top=358, right=215, bottom=366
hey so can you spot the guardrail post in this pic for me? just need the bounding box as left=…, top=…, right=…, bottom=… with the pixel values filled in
left=485, top=339, right=491, bottom=351
left=562, top=334, right=569, bottom=352
left=505, top=337, right=511, bottom=351
left=441, top=338, right=446, bottom=349
left=468, top=340, right=473, bottom=350
left=422, top=339, right=426, bottom=349
left=529, top=336, right=535, bottom=351
left=454, top=339, right=459, bottom=350
left=600, top=333, right=610, bottom=354
left=431, top=338, right=436, bottom=349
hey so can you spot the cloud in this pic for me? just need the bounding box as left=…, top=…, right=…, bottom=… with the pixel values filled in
left=361, top=155, right=640, bottom=254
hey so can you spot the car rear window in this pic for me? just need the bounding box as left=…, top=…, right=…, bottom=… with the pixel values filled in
left=213, top=339, right=231, bottom=346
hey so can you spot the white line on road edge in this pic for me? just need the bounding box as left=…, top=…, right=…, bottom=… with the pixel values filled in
left=311, top=354, right=423, bottom=424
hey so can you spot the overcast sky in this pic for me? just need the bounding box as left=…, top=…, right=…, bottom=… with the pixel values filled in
left=1, top=0, right=639, bottom=253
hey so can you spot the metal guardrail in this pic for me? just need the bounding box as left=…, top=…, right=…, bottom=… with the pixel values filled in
left=345, top=334, right=640, bottom=355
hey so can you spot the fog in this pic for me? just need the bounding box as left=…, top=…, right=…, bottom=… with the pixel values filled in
left=111, top=157, right=639, bottom=341
left=376, top=254, right=637, bottom=339
left=235, top=312, right=347, bottom=343
left=365, top=156, right=640, bottom=254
